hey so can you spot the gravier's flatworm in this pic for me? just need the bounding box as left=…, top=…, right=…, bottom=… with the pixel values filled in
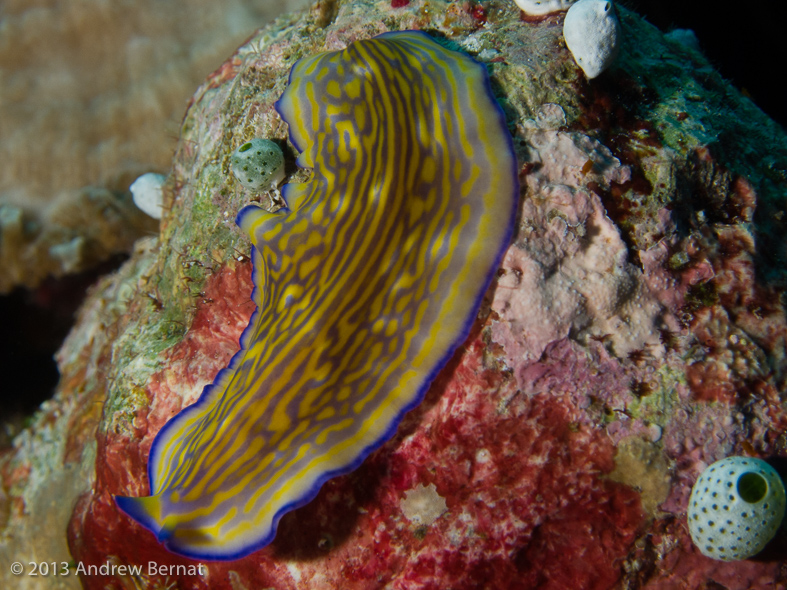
left=116, top=30, right=519, bottom=560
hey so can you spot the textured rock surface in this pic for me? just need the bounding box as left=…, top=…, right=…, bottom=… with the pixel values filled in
left=2, top=0, right=787, bottom=588
left=0, top=0, right=309, bottom=292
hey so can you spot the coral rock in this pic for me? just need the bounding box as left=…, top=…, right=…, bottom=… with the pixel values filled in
left=2, top=0, right=787, bottom=589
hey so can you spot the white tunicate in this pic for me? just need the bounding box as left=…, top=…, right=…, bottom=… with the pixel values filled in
left=230, top=138, right=285, bottom=192
left=688, top=456, right=786, bottom=561
left=563, top=0, right=621, bottom=79
left=130, top=172, right=166, bottom=219
left=513, top=0, right=577, bottom=15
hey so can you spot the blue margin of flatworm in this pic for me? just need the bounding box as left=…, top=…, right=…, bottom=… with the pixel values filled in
left=118, top=29, right=519, bottom=562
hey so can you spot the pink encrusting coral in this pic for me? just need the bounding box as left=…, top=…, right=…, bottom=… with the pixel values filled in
left=491, top=103, right=666, bottom=375
left=2, top=0, right=787, bottom=588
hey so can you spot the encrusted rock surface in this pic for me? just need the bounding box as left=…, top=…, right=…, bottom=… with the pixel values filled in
left=2, top=0, right=787, bottom=588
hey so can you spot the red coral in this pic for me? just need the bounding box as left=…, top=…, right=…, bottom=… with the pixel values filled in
left=686, top=359, right=737, bottom=404
left=68, top=263, right=256, bottom=590
left=468, top=2, right=486, bottom=23
left=68, top=305, right=646, bottom=589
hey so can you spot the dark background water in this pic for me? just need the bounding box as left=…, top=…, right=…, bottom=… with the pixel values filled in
left=628, top=0, right=786, bottom=129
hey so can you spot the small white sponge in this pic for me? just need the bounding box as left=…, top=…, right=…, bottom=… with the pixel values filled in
left=513, top=0, right=576, bottom=16
left=130, top=172, right=166, bottom=219
left=563, top=0, right=620, bottom=79
left=230, top=139, right=285, bottom=192
left=688, top=456, right=786, bottom=561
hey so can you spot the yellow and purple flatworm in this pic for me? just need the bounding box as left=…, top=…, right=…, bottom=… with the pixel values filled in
left=116, top=30, right=518, bottom=560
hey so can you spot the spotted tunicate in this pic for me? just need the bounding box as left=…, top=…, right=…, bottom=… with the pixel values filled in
left=688, top=456, right=786, bottom=561
left=230, top=138, right=285, bottom=191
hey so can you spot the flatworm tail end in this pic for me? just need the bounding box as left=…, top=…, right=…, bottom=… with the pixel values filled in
left=115, top=493, right=211, bottom=556
left=115, top=494, right=167, bottom=540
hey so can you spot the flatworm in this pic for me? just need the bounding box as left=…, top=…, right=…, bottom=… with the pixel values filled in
left=116, top=30, right=519, bottom=560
